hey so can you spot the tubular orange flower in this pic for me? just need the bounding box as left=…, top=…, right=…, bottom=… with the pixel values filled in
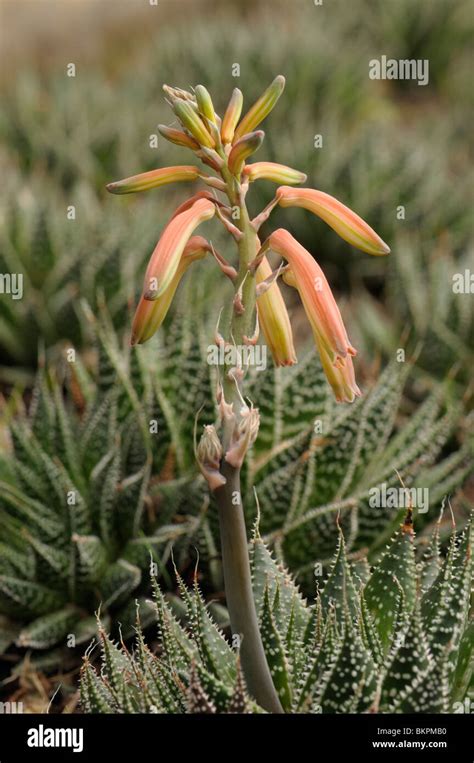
left=256, top=256, right=297, bottom=367
left=131, top=236, right=210, bottom=345
left=106, top=166, right=200, bottom=194
left=143, top=197, right=215, bottom=300
left=243, top=162, right=307, bottom=185
left=276, top=186, right=390, bottom=256
left=265, top=228, right=355, bottom=366
left=283, top=266, right=360, bottom=403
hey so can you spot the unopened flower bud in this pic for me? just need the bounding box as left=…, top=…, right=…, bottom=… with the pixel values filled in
left=243, top=162, right=306, bottom=185
left=196, top=425, right=226, bottom=491
left=233, top=75, right=285, bottom=142
left=158, top=125, right=200, bottom=150
left=106, top=165, right=199, bottom=194
left=195, top=85, right=216, bottom=124
left=227, top=130, right=264, bottom=177
left=221, top=88, right=243, bottom=144
left=173, top=101, right=215, bottom=149
left=225, top=406, right=260, bottom=469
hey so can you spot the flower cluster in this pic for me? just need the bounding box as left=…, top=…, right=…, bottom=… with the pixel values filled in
left=107, top=76, right=389, bottom=404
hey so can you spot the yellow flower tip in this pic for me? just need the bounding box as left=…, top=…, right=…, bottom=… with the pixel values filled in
left=276, top=186, right=390, bottom=256
left=106, top=166, right=200, bottom=195
left=321, top=350, right=362, bottom=404
left=233, top=75, right=285, bottom=142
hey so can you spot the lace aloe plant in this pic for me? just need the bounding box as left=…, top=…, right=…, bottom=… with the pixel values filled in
left=0, top=307, right=190, bottom=669
left=80, top=513, right=473, bottom=714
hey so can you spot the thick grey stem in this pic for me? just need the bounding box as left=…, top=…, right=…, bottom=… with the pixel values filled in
left=215, top=462, right=283, bottom=713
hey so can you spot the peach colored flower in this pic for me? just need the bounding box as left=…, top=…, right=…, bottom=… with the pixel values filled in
left=142, top=197, right=215, bottom=300
left=266, top=228, right=356, bottom=366
left=276, top=186, right=390, bottom=256
left=131, top=236, right=210, bottom=345
left=263, top=229, right=361, bottom=402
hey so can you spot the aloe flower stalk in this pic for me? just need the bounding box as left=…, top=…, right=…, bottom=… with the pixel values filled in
left=107, top=75, right=389, bottom=713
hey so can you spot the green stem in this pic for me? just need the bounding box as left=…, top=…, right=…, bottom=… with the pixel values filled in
left=215, top=464, right=283, bottom=713
left=214, top=173, right=283, bottom=713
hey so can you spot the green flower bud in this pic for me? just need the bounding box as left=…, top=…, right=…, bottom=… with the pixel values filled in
left=173, top=101, right=215, bottom=149
left=221, top=88, right=243, bottom=144
left=233, top=75, right=285, bottom=142
left=227, top=130, right=264, bottom=177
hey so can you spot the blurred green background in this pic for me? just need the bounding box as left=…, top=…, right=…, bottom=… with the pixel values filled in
left=0, top=0, right=472, bottom=384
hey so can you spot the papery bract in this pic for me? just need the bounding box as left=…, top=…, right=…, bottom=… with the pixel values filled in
left=196, top=425, right=226, bottom=491
left=224, top=405, right=260, bottom=469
